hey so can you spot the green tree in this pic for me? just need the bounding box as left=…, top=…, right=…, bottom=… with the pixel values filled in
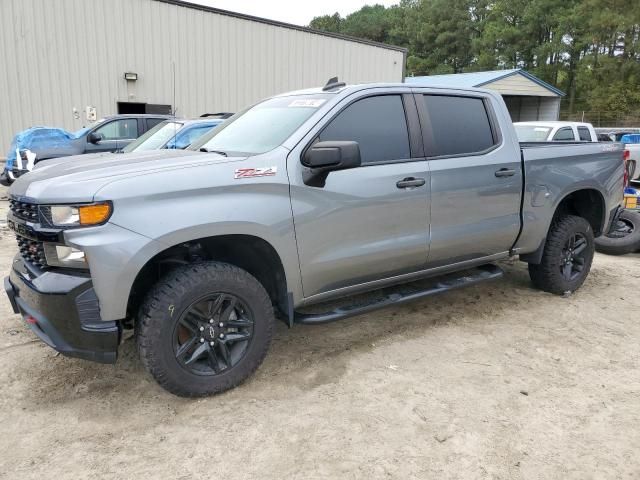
left=309, top=0, right=640, bottom=123
left=309, top=12, right=342, bottom=33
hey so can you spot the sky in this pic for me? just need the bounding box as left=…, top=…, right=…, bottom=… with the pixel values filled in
left=186, top=0, right=397, bottom=26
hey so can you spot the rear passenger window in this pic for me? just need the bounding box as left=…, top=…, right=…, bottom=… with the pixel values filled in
left=146, top=118, right=166, bottom=130
left=422, top=95, right=495, bottom=157
left=578, top=127, right=592, bottom=141
left=319, top=95, right=410, bottom=164
left=553, top=127, right=575, bottom=141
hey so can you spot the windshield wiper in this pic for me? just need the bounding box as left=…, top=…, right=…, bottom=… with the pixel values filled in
left=200, top=147, right=227, bottom=156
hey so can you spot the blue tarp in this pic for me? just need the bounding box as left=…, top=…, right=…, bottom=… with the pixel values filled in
left=4, top=126, right=88, bottom=169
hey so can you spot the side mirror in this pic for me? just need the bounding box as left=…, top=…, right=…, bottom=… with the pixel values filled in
left=87, top=132, right=102, bottom=144
left=302, top=141, right=361, bottom=187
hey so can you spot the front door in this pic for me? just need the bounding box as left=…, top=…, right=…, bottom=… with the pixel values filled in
left=85, top=118, right=140, bottom=153
left=289, top=92, right=431, bottom=298
left=414, top=91, right=522, bottom=266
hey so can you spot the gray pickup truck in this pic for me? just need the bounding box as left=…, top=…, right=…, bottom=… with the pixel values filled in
left=4, top=81, right=624, bottom=397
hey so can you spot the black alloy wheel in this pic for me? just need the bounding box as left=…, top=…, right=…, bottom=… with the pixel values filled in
left=174, top=293, right=254, bottom=376
left=560, top=233, right=588, bottom=282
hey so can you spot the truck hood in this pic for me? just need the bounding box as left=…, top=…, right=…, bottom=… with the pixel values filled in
left=34, top=151, right=115, bottom=170
left=10, top=149, right=246, bottom=203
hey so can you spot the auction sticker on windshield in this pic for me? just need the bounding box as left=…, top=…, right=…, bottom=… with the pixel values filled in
left=288, top=99, right=326, bottom=108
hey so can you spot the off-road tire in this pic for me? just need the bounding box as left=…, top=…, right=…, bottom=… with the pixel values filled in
left=137, top=262, right=274, bottom=397
left=594, top=209, right=640, bottom=255
left=528, top=215, right=595, bottom=295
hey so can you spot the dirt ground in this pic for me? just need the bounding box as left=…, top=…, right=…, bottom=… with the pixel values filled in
left=0, top=193, right=639, bottom=480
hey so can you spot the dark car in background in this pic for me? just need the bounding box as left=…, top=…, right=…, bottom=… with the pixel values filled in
left=31, top=117, right=228, bottom=174
left=1, top=114, right=172, bottom=184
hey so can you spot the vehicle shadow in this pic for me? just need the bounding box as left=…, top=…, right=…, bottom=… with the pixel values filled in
left=6, top=258, right=581, bottom=408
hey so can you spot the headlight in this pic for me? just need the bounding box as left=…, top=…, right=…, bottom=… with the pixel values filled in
left=47, top=202, right=112, bottom=227
left=43, top=244, right=88, bottom=269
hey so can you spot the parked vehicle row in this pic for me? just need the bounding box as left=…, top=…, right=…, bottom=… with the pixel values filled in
left=1, top=113, right=231, bottom=184
left=595, top=128, right=640, bottom=142
left=0, top=114, right=171, bottom=185
left=4, top=80, right=625, bottom=397
left=33, top=118, right=226, bottom=173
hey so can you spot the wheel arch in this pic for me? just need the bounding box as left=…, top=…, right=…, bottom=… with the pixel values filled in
left=520, top=187, right=606, bottom=264
left=126, top=234, right=290, bottom=325
left=552, top=187, right=606, bottom=236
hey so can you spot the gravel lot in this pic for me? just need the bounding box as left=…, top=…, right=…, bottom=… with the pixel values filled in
left=1, top=189, right=639, bottom=479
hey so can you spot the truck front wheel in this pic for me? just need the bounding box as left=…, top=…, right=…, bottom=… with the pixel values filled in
left=528, top=215, right=595, bottom=295
left=136, top=262, right=274, bottom=397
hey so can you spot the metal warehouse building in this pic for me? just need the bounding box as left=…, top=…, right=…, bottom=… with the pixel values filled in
left=406, top=69, right=565, bottom=122
left=0, top=0, right=406, bottom=154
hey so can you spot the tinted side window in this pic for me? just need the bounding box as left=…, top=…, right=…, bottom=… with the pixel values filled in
left=422, top=95, right=495, bottom=156
left=578, top=127, right=592, bottom=141
left=146, top=118, right=166, bottom=130
left=553, top=127, right=575, bottom=141
left=319, top=95, right=410, bottom=164
left=95, top=119, right=138, bottom=140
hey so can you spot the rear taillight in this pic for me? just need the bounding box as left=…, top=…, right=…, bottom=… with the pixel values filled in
left=623, top=150, right=630, bottom=187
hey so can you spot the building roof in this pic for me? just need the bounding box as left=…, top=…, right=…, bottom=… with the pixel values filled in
left=406, top=68, right=565, bottom=96
left=155, top=0, right=408, bottom=53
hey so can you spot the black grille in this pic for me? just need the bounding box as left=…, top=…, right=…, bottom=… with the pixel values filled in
left=16, top=236, right=47, bottom=268
left=9, top=198, right=39, bottom=222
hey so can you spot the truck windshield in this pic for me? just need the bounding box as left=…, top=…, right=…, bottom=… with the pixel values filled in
left=515, top=125, right=553, bottom=142
left=123, top=121, right=183, bottom=152
left=191, top=95, right=332, bottom=155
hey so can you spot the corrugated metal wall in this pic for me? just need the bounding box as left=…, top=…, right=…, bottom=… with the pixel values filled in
left=0, top=0, right=405, bottom=154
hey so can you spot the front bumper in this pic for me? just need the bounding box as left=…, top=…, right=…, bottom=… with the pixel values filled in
left=5, top=255, right=120, bottom=363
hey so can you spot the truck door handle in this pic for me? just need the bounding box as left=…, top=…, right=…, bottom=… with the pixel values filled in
left=396, top=177, right=426, bottom=189
left=495, top=168, right=516, bottom=177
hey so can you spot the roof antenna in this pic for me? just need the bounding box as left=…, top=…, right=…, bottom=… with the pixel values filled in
left=323, top=76, right=346, bottom=91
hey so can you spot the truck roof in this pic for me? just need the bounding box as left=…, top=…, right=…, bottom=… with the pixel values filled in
left=275, top=82, right=496, bottom=98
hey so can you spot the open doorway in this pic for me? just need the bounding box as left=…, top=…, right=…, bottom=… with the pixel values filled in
left=117, top=102, right=146, bottom=114
left=117, top=102, right=172, bottom=115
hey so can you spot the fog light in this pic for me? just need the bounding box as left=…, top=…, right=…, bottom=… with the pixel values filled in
left=43, top=244, right=88, bottom=269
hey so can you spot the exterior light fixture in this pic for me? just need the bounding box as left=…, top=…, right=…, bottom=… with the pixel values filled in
left=124, top=72, right=138, bottom=81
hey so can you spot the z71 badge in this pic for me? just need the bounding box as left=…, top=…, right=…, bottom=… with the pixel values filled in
left=234, top=167, right=278, bottom=179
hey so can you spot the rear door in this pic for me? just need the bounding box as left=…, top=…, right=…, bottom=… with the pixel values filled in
left=414, top=90, right=522, bottom=266
left=289, top=91, right=430, bottom=298
left=145, top=117, right=166, bottom=132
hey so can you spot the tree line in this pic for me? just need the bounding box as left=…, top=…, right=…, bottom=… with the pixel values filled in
left=310, top=0, right=640, bottom=125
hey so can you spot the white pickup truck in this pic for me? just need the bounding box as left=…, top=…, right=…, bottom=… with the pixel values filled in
left=622, top=136, right=640, bottom=183
left=514, top=122, right=598, bottom=143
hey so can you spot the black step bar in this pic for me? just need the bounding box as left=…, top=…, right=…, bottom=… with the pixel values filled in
left=294, top=264, right=504, bottom=325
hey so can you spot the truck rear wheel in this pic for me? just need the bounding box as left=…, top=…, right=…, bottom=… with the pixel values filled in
left=528, top=215, right=595, bottom=295
left=137, top=262, right=274, bottom=397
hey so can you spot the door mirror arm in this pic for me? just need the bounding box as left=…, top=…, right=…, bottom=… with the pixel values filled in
left=302, top=141, right=361, bottom=187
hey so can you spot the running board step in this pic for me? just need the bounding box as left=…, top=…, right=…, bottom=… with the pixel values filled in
left=294, top=264, right=504, bottom=325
